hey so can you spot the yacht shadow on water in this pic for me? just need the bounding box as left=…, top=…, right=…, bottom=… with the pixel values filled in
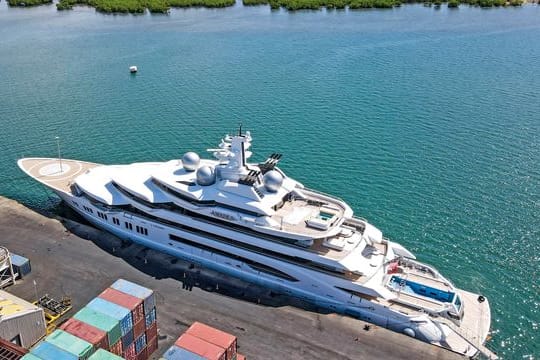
left=54, top=201, right=331, bottom=315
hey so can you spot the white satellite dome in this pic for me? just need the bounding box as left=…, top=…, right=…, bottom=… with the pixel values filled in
left=182, top=152, right=200, bottom=172
left=263, top=170, right=283, bottom=193
left=196, top=166, right=216, bottom=186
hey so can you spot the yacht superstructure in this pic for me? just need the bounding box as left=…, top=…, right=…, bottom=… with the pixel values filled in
left=18, top=130, right=496, bottom=358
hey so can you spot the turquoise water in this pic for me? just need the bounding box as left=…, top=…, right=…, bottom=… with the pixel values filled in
left=1, top=3, right=538, bottom=358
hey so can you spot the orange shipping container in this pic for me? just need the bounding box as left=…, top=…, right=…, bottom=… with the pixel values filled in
left=175, top=333, right=226, bottom=360
left=109, top=339, right=123, bottom=356
left=186, top=322, right=236, bottom=360
left=60, top=318, right=109, bottom=350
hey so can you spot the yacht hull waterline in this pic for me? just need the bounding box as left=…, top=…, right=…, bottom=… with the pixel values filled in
left=18, top=131, right=496, bottom=359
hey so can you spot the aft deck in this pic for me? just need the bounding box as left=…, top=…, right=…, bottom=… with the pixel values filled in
left=272, top=196, right=345, bottom=236
left=18, top=158, right=100, bottom=194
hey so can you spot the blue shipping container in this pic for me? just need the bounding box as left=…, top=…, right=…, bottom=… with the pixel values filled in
left=86, top=298, right=133, bottom=336
left=144, top=308, right=156, bottom=328
left=110, top=279, right=155, bottom=315
left=32, top=341, right=78, bottom=360
left=121, top=329, right=134, bottom=349
left=134, top=334, right=146, bottom=354
left=10, top=253, right=31, bottom=278
left=162, top=345, right=206, bottom=360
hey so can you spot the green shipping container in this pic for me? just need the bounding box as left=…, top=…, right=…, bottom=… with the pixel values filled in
left=46, top=330, right=94, bottom=360
left=74, top=307, right=122, bottom=347
left=88, top=349, right=123, bottom=360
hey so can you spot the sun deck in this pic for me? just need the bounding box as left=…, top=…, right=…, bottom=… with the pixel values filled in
left=272, top=197, right=344, bottom=237
left=18, top=158, right=100, bottom=194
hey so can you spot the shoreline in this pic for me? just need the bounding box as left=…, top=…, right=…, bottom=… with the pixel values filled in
left=3, top=0, right=537, bottom=14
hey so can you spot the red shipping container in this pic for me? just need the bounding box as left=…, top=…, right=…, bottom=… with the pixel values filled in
left=146, top=335, right=158, bottom=356
left=145, top=321, right=158, bottom=341
left=175, top=333, right=226, bottom=360
left=133, top=317, right=146, bottom=339
left=99, top=287, right=145, bottom=324
left=135, top=347, right=147, bottom=360
left=123, top=342, right=137, bottom=360
left=110, top=339, right=123, bottom=356
left=60, top=318, right=109, bottom=350
left=186, top=322, right=236, bottom=360
left=237, top=354, right=246, bottom=360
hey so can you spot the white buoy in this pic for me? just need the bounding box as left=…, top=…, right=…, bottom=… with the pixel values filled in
left=129, top=66, right=138, bottom=73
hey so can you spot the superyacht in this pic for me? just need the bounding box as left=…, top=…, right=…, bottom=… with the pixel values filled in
left=18, top=129, right=496, bottom=358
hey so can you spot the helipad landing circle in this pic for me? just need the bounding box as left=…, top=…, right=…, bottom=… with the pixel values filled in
left=39, top=162, right=71, bottom=176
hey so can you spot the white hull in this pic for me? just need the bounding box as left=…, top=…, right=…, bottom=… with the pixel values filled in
left=57, top=190, right=471, bottom=351
left=18, top=152, right=496, bottom=359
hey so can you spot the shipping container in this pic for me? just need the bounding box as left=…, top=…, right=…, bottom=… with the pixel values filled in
left=123, top=343, right=136, bottom=360
left=175, top=334, right=226, bottom=360
left=134, top=333, right=146, bottom=354
left=60, top=318, right=109, bottom=350
left=144, top=308, right=156, bottom=329
left=98, top=288, right=145, bottom=325
left=73, top=308, right=122, bottom=348
left=186, top=322, right=236, bottom=360
left=236, top=354, right=245, bottom=360
left=87, top=349, right=123, bottom=360
left=145, top=321, right=157, bottom=341
left=108, top=340, right=122, bottom=357
left=10, top=253, right=31, bottom=278
left=110, top=280, right=155, bottom=316
left=145, top=335, right=157, bottom=357
left=135, top=347, right=147, bottom=360
left=162, top=345, right=206, bottom=360
left=133, top=318, right=145, bottom=339
left=31, top=341, right=78, bottom=360
left=45, top=330, right=93, bottom=360
left=86, top=298, right=133, bottom=336
left=121, top=329, right=134, bottom=349
left=20, top=354, right=42, bottom=360
left=0, top=337, right=28, bottom=360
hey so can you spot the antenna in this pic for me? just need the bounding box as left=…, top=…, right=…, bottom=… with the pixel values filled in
left=238, top=123, right=242, bottom=136
left=55, top=136, right=63, bottom=173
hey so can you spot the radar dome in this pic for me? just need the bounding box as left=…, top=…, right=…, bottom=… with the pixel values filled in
left=182, top=152, right=200, bottom=172
left=263, top=170, right=283, bottom=193
left=196, top=166, right=216, bottom=186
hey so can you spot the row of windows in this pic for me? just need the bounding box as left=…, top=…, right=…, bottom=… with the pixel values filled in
left=97, top=211, right=108, bottom=221
left=168, top=234, right=298, bottom=282
left=83, top=206, right=93, bottom=214
left=113, top=217, right=120, bottom=225
left=116, top=202, right=354, bottom=280
left=136, top=225, right=148, bottom=236
left=77, top=193, right=354, bottom=280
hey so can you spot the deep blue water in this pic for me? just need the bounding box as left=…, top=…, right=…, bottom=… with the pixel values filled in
left=0, top=3, right=538, bottom=358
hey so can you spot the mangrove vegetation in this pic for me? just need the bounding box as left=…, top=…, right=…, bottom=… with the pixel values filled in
left=244, top=0, right=525, bottom=10
left=56, top=0, right=234, bottom=13
left=7, top=0, right=52, bottom=7
left=6, top=0, right=528, bottom=12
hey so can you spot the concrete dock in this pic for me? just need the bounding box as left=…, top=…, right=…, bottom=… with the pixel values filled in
left=0, top=196, right=465, bottom=360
